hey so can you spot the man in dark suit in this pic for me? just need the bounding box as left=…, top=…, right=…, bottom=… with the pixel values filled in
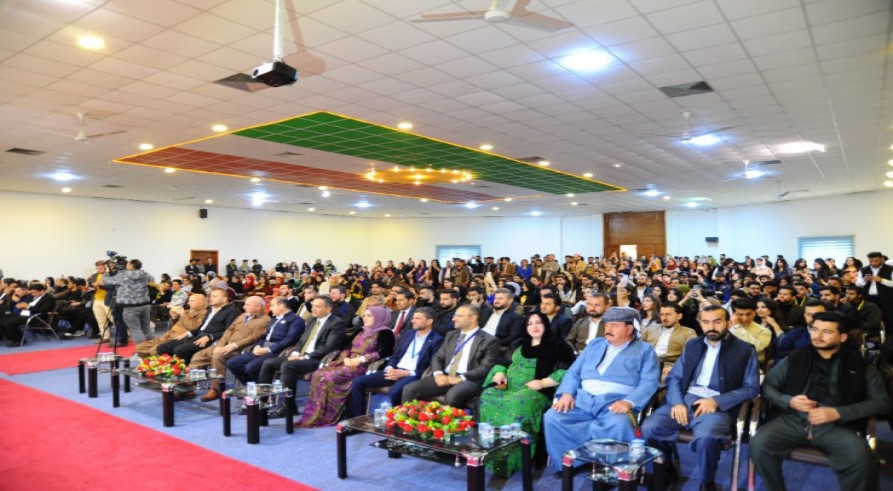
left=389, top=288, right=416, bottom=339
left=775, top=286, right=806, bottom=328
left=347, top=307, right=444, bottom=416
left=276, top=283, right=301, bottom=313
left=329, top=285, right=356, bottom=327
left=478, top=287, right=524, bottom=347
left=433, top=289, right=460, bottom=336
left=402, top=304, right=499, bottom=408
left=567, top=293, right=612, bottom=353
left=266, top=296, right=346, bottom=418
left=155, top=288, right=240, bottom=363
left=227, top=296, right=305, bottom=386
left=861, top=251, right=893, bottom=339
left=541, top=293, right=572, bottom=341
left=2, top=283, right=54, bottom=346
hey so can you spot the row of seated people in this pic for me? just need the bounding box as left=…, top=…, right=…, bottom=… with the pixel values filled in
left=128, top=277, right=889, bottom=490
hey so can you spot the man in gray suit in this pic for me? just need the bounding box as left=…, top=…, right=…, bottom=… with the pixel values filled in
left=402, top=304, right=498, bottom=408
left=566, top=293, right=611, bottom=353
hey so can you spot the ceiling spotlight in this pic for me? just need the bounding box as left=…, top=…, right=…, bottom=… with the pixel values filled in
left=349, top=211, right=356, bottom=215
left=777, top=141, right=826, bottom=154
left=318, top=186, right=328, bottom=190
left=504, top=197, right=512, bottom=202
left=684, top=202, right=700, bottom=208
left=612, top=163, right=622, bottom=168
left=538, top=160, right=550, bottom=167
left=307, top=207, right=315, bottom=212
left=250, top=177, right=261, bottom=183
left=492, top=207, right=499, bottom=211
left=662, top=195, right=672, bottom=201
left=887, top=171, right=893, bottom=178
left=397, top=122, right=413, bottom=130
left=354, top=201, right=372, bottom=209
left=570, top=202, right=578, bottom=206
left=204, top=199, right=213, bottom=204
left=688, top=134, right=720, bottom=146
left=642, top=189, right=661, bottom=197
left=385, top=214, right=392, bottom=218
left=887, top=159, right=893, bottom=166
left=565, top=193, right=575, bottom=198
left=211, top=124, right=228, bottom=132
left=465, top=201, right=479, bottom=209
left=138, top=143, right=154, bottom=151
left=884, top=180, right=893, bottom=188
left=479, top=144, right=493, bottom=151
left=744, top=169, right=764, bottom=179
left=61, top=187, right=72, bottom=193
left=557, top=50, right=613, bottom=73
left=321, top=191, right=331, bottom=197
left=583, top=172, right=594, bottom=178
left=48, top=171, right=79, bottom=182
left=164, top=167, right=176, bottom=174
left=76, top=35, right=105, bottom=51
left=530, top=210, right=542, bottom=216
left=420, top=198, right=428, bottom=202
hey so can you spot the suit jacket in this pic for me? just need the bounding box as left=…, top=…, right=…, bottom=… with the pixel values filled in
left=191, top=303, right=240, bottom=342
left=170, top=306, right=207, bottom=335
left=285, top=296, right=301, bottom=313
left=387, top=329, right=444, bottom=378
left=861, top=263, right=893, bottom=303
left=23, top=293, right=55, bottom=318
left=389, top=307, right=416, bottom=332
left=259, top=311, right=305, bottom=355
left=297, top=315, right=347, bottom=360
left=479, top=308, right=525, bottom=347
left=433, top=306, right=458, bottom=336
left=641, top=323, right=698, bottom=363
left=333, top=300, right=356, bottom=327
left=430, top=329, right=498, bottom=383
left=219, top=313, right=271, bottom=350
left=567, top=317, right=604, bottom=353
left=548, top=313, right=573, bottom=341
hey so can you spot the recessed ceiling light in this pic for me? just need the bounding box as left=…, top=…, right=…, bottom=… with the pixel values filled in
left=211, top=124, right=228, bottom=132
left=583, top=172, right=593, bottom=178
left=385, top=214, right=392, bottom=218
left=557, top=50, right=613, bottom=73
left=688, top=134, right=720, bottom=146
left=662, top=195, right=672, bottom=201
left=420, top=198, right=428, bottom=202
left=689, top=197, right=712, bottom=201
left=884, top=180, right=893, bottom=188
left=250, top=190, right=268, bottom=207
left=612, top=163, right=622, bottom=168
left=321, top=191, right=331, bottom=197
left=887, top=171, right=893, bottom=178
left=354, top=201, right=372, bottom=209
left=138, top=143, right=154, bottom=151
left=465, top=201, right=479, bottom=209
left=307, top=207, right=315, bottom=212
left=61, top=187, right=72, bottom=193
left=504, top=197, right=512, bottom=202
left=76, top=35, right=104, bottom=51
left=888, top=159, right=893, bottom=166
left=397, top=122, right=413, bottom=130
left=777, top=141, right=825, bottom=154
left=570, top=202, right=578, bottom=206
left=565, top=193, right=575, bottom=197
left=530, top=210, right=542, bottom=216
left=479, top=144, right=493, bottom=151
left=250, top=177, right=261, bottom=183
left=492, top=206, right=499, bottom=211
left=684, top=202, right=700, bottom=208
left=642, top=189, right=661, bottom=197
left=318, top=186, right=328, bottom=190
left=204, top=199, right=213, bottom=204
left=48, top=171, right=79, bottom=182
left=744, top=169, right=764, bottom=179
left=538, top=160, right=550, bottom=166
left=349, top=211, right=356, bottom=215
left=164, top=167, right=176, bottom=174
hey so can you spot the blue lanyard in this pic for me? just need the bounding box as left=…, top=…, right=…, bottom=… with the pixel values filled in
left=452, top=330, right=478, bottom=356
left=409, top=334, right=428, bottom=358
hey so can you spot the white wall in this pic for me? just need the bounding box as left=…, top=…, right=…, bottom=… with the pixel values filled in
left=667, top=190, right=893, bottom=260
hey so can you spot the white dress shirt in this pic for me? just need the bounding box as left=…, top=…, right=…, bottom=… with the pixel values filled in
left=303, top=314, right=330, bottom=354
left=596, top=340, right=631, bottom=375
left=482, top=310, right=502, bottom=336
left=694, top=339, right=721, bottom=388
left=654, top=326, right=674, bottom=357
left=396, top=331, right=430, bottom=372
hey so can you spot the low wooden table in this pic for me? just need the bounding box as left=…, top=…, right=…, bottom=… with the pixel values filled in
left=336, top=415, right=532, bottom=491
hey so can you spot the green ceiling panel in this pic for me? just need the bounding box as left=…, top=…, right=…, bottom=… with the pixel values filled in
left=234, top=111, right=623, bottom=194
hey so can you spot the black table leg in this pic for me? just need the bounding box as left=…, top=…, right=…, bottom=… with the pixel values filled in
left=285, top=391, right=294, bottom=434
left=217, top=379, right=225, bottom=415
left=336, top=423, right=348, bottom=479
left=260, top=406, right=269, bottom=427
left=466, top=455, right=485, bottom=491
left=222, top=391, right=231, bottom=437
left=111, top=368, right=120, bottom=407
left=78, top=360, right=86, bottom=394
left=521, top=437, right=532, bottom=491
left=88, top=364, right=98, bottom=398
left=562, top=453, right=574, bottom=491
left=122, top=358, right=131, bottom=393
left=162, top=384, right=175, bottom=427
left=246, top=397, right=260, bottom=444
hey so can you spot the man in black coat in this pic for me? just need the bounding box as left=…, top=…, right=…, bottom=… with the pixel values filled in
left=155, top=288, right=240, bottom=362
left=2, top=283, right=54, bottom=346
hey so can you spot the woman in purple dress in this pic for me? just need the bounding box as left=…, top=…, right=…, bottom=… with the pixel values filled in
left=298, top=306, right=395, bottom=427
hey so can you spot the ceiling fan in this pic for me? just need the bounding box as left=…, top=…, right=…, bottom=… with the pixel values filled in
left=74, top=112, right=126, bottom=142
left=775, top=182, right=808, bottom=199
left=653, top=111, right=735, bottom=143
left=410, top=0, right=573, bottom=32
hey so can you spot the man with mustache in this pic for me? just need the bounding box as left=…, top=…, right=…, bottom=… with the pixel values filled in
left=641, top=305, right=760, bottom=491
left=544, top=306, right=660, bottom=470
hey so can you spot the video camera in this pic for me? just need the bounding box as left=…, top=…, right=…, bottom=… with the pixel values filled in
left=105, top=250, right=128, bottom=273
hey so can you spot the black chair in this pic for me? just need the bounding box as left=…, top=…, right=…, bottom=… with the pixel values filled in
left=21, top=310, right=62, bottom=346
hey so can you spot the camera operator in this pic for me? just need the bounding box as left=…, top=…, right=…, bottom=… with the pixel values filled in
left=96, top=258, right=154, bottom=345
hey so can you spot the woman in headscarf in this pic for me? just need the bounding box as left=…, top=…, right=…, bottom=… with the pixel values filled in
left=297, top=306, right=395, bottom=427
left=478, top=312, right=576, bottom=476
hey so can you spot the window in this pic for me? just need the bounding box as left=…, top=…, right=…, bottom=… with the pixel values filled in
left=797, top=236, right=854, bottom=263
left=436, top=245, right=481, bottom=266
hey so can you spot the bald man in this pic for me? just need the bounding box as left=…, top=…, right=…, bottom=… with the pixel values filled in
left=135, top=293, right=206, bottom=358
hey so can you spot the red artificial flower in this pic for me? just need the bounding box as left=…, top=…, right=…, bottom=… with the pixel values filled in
left=466, top=420, right=476, bottom=428
left=418, top=424, right=429, bottom=433
left=441, top=416, right=452, bottom=425
left=172, top=366, right=181, bottom=375
left=458, top=421, right=468, bottom=430
left=418, top=413, right=429, bottom=422
left=433, top=429, right=445, bottom=439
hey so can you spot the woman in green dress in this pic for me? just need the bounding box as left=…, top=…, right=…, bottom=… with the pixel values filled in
left=479, top=312, right=576, bottom=477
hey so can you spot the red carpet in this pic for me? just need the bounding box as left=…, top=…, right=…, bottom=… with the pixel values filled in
left=0, top=342, right=135, bottom=375
left=0, top=378, right=318, bottom=490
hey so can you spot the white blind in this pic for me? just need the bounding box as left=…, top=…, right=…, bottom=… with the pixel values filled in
left=436, top=245, right=481, bottom=266
left=798, top=236, right=854, bottom=264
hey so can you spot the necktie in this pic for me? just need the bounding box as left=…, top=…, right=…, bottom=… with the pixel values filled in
left=448, top=333, right=466, bottom=377
left=299, top=319, right=322, bottom=356
left=394, top=311, right=406, bottom=337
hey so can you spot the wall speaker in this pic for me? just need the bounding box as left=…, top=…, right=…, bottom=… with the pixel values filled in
left=199, top=208, right=208, bottom=219
left=705, top=236, right=719, bottom=243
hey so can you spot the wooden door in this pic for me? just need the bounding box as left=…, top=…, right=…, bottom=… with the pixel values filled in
left=190, top=249, right=219, bottom=275
left=603, top=212, right=666, bottom=261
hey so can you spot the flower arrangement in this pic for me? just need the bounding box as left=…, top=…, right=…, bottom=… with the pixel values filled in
left=137, top=354, right=189, bottom=378
left=387, top=400, right=475, bottom=440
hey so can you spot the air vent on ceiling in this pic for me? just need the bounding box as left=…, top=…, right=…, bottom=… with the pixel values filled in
left=294, top=184, right=314, bottom=188
left=517, top=156, right=547, bottom=163
left=102, top=184, right=124, bottom=188
left=173, top=196, right=196, bottom=201
left=754, top=160, right=782, bottom=165
left=213, top=73, right=269, bottom=93
left=276, top=151, right=303, bottom=157
left=6, top=147, right=45, bottom=156
left=658, top=81, right=714, bottom=98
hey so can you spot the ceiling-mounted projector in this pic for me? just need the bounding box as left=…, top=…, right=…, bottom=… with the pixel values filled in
left=252, top=61, right=298, bottom=87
